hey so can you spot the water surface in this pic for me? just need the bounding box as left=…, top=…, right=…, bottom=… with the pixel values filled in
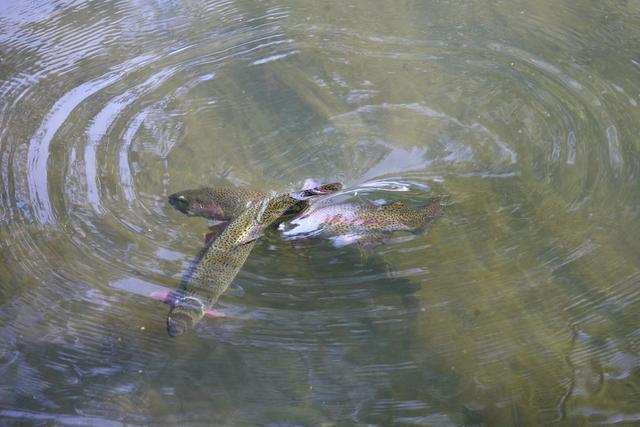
left=2, top=0, right=640, bottom=424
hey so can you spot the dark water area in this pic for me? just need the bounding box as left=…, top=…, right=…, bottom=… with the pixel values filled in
left=2, top=0, right=640, bottom=424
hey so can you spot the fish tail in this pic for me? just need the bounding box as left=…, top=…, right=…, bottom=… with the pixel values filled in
left=405, top=196, right=444, bottom=232
left=422, top=196, right=445, bottom=217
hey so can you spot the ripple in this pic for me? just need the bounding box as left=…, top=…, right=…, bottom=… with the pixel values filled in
left=2, top=0, right=640, bottom=425
left=27, top=53, right=159, bottom=224
left=84, top=65, right=179, bottom=213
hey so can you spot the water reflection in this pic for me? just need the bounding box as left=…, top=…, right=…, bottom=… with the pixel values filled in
left=1, top=0, right=640, bottom=424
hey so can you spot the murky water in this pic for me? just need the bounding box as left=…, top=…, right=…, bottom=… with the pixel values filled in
left=1, top=0, right=640, bottom=424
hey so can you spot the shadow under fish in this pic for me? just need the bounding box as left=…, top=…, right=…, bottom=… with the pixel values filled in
left=165, top=182, right=342, bottom=337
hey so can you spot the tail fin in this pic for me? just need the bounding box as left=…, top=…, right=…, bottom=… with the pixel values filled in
left=405, top=196, right=444, bottom=233
left=421, top=196, right=444, bottom=221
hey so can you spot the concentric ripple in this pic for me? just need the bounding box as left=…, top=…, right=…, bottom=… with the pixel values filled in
left=1, top=0, right=640, bottom=424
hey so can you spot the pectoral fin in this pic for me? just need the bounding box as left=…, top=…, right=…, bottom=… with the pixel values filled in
left=151, top=290, right=174, bottom=304
left=205, top=222, right=228, bottom=245
left=233, top=225, right=267, bottom=247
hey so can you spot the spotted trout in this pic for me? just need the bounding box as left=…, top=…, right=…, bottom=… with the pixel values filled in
left=169, top=184, right=443, bottom=249
left=168, top=185, right=312, bottom=228
left=168, top=186, right=267, bottom=220
left=166, top=182, right=342, bottom=337
left=280, top=198, right=444, bottom=248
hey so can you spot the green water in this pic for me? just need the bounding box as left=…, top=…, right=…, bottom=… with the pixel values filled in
left=1, top=1, right=640, bottom=424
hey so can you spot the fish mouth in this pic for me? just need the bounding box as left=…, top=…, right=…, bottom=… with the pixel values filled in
left=312, top=182, right=343, bottom=195
left=168, top=193, right=191, bottom=214
left=166, top=295, right=206, bottom=337
left=166, top=309, right=198, bottom=337
left=298, top=182, right=343, bottom=198
left=166, top=315, right=188, bottom=337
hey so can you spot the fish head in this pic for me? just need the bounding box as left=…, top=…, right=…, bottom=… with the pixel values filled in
left=168, top=189, right=224, bottom=220
left=166, top=295, right=206, bottom=337
left=278, top=180, right=336, bottom=220
left=294, top=182, right=343, bottom=200
left=279, top=200, right=310, bottom=221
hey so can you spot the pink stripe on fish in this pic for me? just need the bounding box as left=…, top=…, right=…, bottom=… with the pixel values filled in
left=205, top=309, right=225, bottom=318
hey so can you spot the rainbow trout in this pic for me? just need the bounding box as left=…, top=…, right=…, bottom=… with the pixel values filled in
left=168, top=186, right=267, bottom=220
left=166, top=182, right=342, bottom=337
left=168, top=185, right=311, bottom=229
left=169, top=184, right=443, bottom=248
left=280, top=198, right=443, bottom=248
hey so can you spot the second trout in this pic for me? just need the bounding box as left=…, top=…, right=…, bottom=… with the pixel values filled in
left=166, top=182, right=342, bottom=337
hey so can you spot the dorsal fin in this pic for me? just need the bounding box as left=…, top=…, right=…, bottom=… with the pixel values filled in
left=233, top=225, right=266, bottom=247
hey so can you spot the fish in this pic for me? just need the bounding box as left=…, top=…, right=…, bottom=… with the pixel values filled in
left=169, top=184, right=443, bottom=249
left=166, top=182, right=342, bottom=337
left=168, top=186, right=267, bottom=220
left=280, top=198, right=444, bottom=248
left=168, top=185, right=313, bottom=236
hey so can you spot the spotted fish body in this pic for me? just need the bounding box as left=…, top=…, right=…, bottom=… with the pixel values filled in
left=168, top=186, right=267, bottom=220
left=169, top=185, right=444, bottom=248
left=166, top=183, right=342, bottom=337
left=281, top=198, right=444, bottom=247
left=168, top=186, right=310, bottom=224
